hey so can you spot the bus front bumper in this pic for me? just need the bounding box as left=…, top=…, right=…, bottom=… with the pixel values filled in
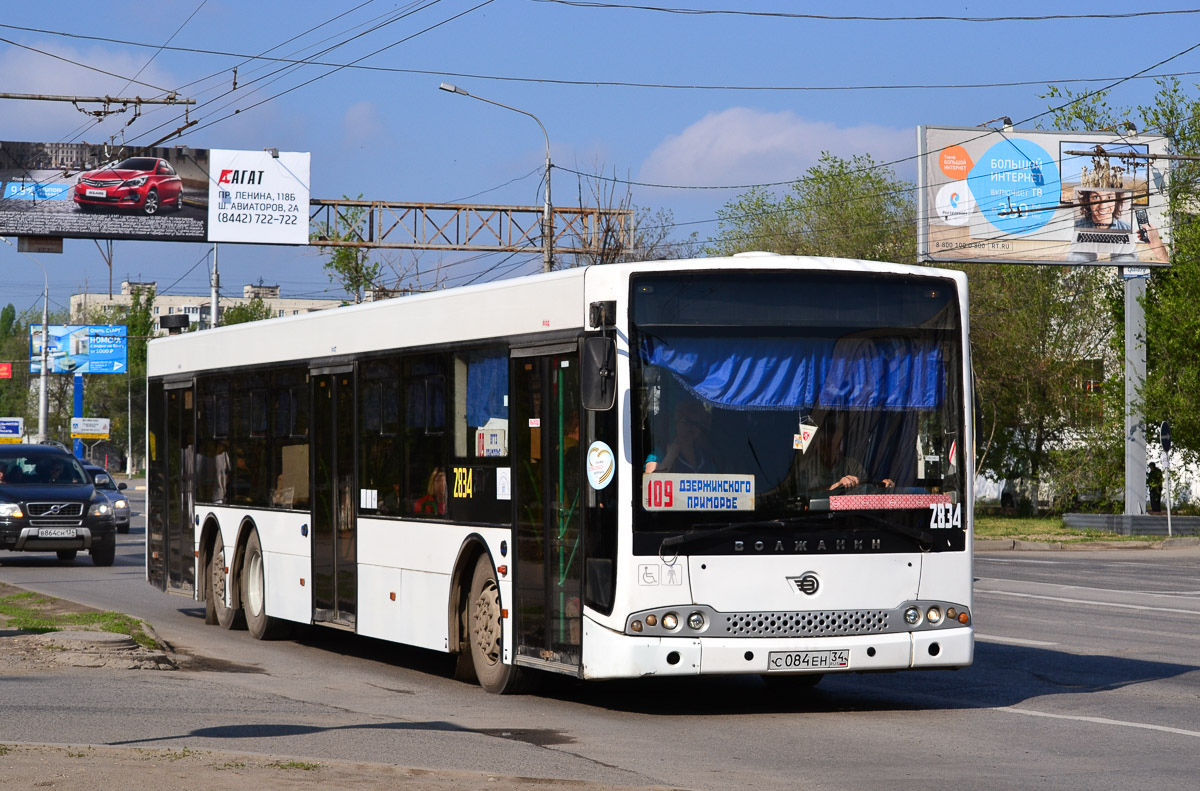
left=580, top=618, right=974, bottom=680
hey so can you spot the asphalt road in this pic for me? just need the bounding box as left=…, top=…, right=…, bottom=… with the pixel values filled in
left=2, top=487, right=1199, bottom=790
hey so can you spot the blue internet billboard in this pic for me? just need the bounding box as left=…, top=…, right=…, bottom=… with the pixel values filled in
left=30, top=325, right=127, bottom=374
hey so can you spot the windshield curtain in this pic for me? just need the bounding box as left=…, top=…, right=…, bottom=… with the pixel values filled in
left=639, top=334, right=944, bottom=411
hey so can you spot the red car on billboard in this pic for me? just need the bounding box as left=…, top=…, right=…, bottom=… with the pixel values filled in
left=73, top=157, right=183, bottom=215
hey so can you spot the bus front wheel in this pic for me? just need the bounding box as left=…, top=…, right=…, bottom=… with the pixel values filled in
left=242, top=531, right=289, bottom=640
left=467, top=555, right=531, bottom=694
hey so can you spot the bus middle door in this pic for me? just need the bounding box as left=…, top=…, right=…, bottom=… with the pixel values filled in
left=310, top=366, right=357, bottom=629
left=511, top=344, right=584, bottom=673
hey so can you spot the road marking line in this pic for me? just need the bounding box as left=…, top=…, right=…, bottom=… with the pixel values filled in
left=975, top=634, right=1058, bottom=647
left=976, top=589, right=1200, bottom=616
left=999, top=706, right=1200, bottom=739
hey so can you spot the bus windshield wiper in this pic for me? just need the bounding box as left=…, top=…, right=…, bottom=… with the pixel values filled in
left=658, top=512, right=933, bottom=555
left=659, top=516, right=824, bottom=553
left=851, top=511, right=934, bottom=549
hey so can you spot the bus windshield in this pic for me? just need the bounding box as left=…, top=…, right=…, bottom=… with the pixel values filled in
left=631, top=270, right=965, bottom=551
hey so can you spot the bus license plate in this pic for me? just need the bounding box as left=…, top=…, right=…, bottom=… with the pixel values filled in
left=38, top=528, right=77, bottom=539
left=767, top=649, right=850, bottom=671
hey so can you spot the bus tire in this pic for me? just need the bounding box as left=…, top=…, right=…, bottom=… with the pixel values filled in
left=206, top=542, right=244, bottom=630
left=91, top=541, right=115, bottom=567
left=467, top=554, right=532, bottom=694
left=242, top=531, right=289, bottom=640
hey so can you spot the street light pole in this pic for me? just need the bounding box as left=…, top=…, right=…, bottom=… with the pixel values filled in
left=439, top=82, right=553, bottom=273
left=2, top=238, right=50, bottom=442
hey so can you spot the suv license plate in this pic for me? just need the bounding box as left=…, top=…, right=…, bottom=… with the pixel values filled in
left=766, top=649, right=850, bottom=671
left=38, top=528, right=77, bottom=539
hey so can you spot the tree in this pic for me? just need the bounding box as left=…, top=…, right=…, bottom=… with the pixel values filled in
left=565, top=168, right=699, bottom=266
left=1042, top=78, right=1200, bottom=498
left=706, top=152, right=916, bottom=263
left=707, top=151, right=1118, bottom=509
left=222, top=296, right=275, bottom=325
left=0, top=303, right=29, bottom=422
left=311, top=195, right=383, bottom=303
left=962, top=263, right=1117, bottom=509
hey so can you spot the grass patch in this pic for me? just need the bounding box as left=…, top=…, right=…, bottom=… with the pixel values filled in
left=269, top=761, right=322, bottom=771
left=0, top=593, right=160, bottom=649
left=974, top=514, right=1157, bottom=543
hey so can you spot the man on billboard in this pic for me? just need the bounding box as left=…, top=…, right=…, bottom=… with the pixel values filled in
left=1067, top=188, right=1167, bottom=263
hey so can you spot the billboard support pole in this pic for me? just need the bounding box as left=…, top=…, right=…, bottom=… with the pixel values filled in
left=38, top=284, right=48, bottom=444
left=1125, top=273, right=1148, bottom=514
left=73, top=373, right=84, bottom=459
left=210, top=244, right=219, bottom=329
left=126, top=369, right=132, bottom=476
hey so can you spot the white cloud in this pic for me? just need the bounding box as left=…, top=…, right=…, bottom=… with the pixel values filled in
left=0, top=42, right=182, bottom=141
left=639, top=107, right=913, bottom=189
left=341, top=101, right=384, bottom=147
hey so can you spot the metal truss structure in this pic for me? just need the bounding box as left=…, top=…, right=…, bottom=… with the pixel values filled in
left=309, top=198, right=633, bottom=258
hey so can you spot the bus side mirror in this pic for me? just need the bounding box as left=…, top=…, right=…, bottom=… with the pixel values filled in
left=582, top=336, right=617, bottom=411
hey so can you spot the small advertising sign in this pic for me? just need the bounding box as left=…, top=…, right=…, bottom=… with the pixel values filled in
left=70, top=417, right=111, bottom=440
left=29, top=325, right=127, bottom=374
left=0, top=417, right=23, bottom=444
left=208, top=149, right=311, bottom=245
left=0, top=362, right=11, bottom=379
left=643, top=473, right=755, bottom=511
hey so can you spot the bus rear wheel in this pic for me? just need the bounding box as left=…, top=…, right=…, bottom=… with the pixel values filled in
left=242, top=531, right=289, bottom=640
left=206, top=542, right=244, bottom=630
left=467, top=555, right=531, bottom=694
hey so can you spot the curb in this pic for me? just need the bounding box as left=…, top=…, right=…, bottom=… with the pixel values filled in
left=976, top=536, right=1200, bottom=551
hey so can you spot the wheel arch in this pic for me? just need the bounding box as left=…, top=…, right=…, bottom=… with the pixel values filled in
left=448, top=534, right=494, bottom=655
left=197, top=512, right=222, bottom=602
left=228, top=516, right=260, bottom=609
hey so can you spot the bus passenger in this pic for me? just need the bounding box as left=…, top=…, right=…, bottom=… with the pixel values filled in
left=799, top=413, right=894, bottom=491
left=644, top=400, right=714, bottom=474
left=413, top=467, right=447, bottom=515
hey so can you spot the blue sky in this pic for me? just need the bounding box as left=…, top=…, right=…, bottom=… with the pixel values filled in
left=2, top=0, right=1199, bottom=315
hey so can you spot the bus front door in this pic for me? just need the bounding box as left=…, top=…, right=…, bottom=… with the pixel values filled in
left=512, top=346, right=583, bottom=672
left=311, top=368, right=357, bottom=629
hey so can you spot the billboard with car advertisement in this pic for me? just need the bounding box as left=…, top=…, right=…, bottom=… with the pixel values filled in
left=918, top=126, right=1171, bottom=266
left=0, top=141, right=309, bottom=245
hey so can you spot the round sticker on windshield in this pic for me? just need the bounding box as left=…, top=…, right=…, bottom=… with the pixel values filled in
left=586, top=441, right=615, bottom=490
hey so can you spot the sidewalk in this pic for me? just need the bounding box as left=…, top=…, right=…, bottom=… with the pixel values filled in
left=975, top=536, right=1200, bottom=551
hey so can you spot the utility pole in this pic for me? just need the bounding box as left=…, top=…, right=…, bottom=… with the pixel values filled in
left=439, top=83, right=554, bottom=272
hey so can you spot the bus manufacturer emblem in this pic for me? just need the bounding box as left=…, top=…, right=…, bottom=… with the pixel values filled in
left=788, top=574, right=820, bottom=595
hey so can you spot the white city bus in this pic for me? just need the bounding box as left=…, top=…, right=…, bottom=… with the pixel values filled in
left=146, top=253, right=974, bottom=693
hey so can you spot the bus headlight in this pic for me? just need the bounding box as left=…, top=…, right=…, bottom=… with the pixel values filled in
left=926, top=607, right=942, bottom=624
left=904, top=606, right=921, bottom=625
left=687, top=612, right=705, bottom=630
left=661, top=612, right=679, bottom=630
